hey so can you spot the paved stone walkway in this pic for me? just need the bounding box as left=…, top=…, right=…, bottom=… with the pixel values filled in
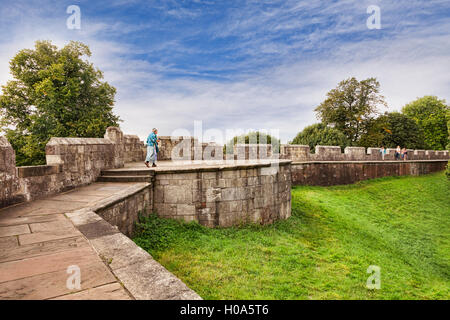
left=0, top=182, right=142, bottom=300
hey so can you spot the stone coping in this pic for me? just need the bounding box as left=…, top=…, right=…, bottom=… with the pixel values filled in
left=89, top=183, right=152, bottom=212
left=17, top=164, right=62, bottom=178
left=117, top=160, right=292, bottom=175
left=64, top=183, right=202, bottom=300
left=292, top=159, right=449, bottom=165
left=47, top=137, right=113, bottom=145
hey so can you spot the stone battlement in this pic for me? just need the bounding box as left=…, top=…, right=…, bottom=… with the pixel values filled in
left=280, top=145, right=449, bottom=162
left=1, top=128, right=449, bottom=212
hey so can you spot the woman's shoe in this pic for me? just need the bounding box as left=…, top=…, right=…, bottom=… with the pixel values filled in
left=144, top=162, right=150, bottom=168
left=152, top=163, right=157, bottom=167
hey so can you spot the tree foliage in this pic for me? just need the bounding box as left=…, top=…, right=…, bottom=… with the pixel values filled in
left=401, top=96, right=449, bottom=150
left=314, top=77, right=386, bottom=144
left=290, top=123, right=350, bottom=152
left=225, top=131, right=280, bottom=154
left=358, top=112, right=425, bottom=149
left=0, top=40, right=120, bottom=165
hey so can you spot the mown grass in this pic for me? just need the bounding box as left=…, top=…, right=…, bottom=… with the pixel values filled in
left=133, top=172, right=450, bottom=299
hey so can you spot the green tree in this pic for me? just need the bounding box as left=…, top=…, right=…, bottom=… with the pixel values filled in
left=359, top=112, right=425, bottom=149
left=0, top=40, right=120, bottom=165
left=224, top=131, right=280, bottom=154
left=290, top=123, right=350, bottom=152
left=401, top=96, right=449, bottom=150
left=315, top=77, right=387, bottom=144
left=447, top=108, right=450, bottom=150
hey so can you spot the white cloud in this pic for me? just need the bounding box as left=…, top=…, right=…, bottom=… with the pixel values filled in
left=0, top=0, right=449, bottom=145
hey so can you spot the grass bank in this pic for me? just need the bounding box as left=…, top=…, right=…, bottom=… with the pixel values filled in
left=133, top=173, right=450, bottom=299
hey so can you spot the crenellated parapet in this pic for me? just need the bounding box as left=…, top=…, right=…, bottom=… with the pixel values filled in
left=279, top=144, right=449, bottom=162
left=1, top=130, right=449, bottom=209
left=0, top=136, right=20, bottom=207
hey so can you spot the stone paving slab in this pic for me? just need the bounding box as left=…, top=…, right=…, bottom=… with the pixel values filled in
left=0, top=181, right=201, bottom=300
left=0, top=214, right=65, bottom=227
left=0, top=246, right=101, bottom=283
left=0, top=262, right=118, bottom=300
left=18, top=228, right=83, bottom=246
left=0, top=236, right=18, bottom=249
left=0, top=236, right=88, bottom=263
left=51, top=283, right=131, bottom=300
left=49, top=193, right=107, bottom=203
left=0, top=224, right=30, bottom=237
left=29, top=219, right=75, bottom=233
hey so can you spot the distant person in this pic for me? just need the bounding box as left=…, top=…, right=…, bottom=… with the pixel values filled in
left=379, top=146, right=386, bottom=160
left=401, top=147, right=408, bottom=161
left=395, top=146, right=401, bottom=160
left=145, top=128, right=160, bottom=167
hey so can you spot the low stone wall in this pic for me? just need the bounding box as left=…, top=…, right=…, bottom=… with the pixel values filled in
left=0, top=127, right=126, bottom=207
left=45, top=137, right=116, bottom=188
left=153, top=161, right=292, bottom=227
left=233, top=144, right=274, bottom=160
left=158, top=136, right=200, bottom=161
left=124, top=135, right=146, bottom=163
left=291, top=160, right=448, bottom=186
left=91, top=183, right=153, bottom=237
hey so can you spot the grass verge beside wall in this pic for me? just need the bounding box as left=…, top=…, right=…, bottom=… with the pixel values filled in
left=133, top=172, right=450, bottom=299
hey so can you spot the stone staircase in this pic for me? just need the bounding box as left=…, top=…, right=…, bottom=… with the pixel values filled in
left=97, top=169, right=154, bottom=183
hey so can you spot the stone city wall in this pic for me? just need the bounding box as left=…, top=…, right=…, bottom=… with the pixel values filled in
left=284, top=145, right=449, bottom=186
left=1, top=127, right=449, bottom=216
left=153, top=161, right=292, bottom=227
left=281, top=145, right=449, bottom=161
left=291, top=160, right=448, bottom=186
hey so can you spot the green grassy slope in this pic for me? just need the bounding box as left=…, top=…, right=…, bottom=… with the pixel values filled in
left=133, top=173, right=450, bottom=299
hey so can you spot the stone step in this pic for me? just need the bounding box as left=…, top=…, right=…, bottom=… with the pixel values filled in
left=97, top=175, right=152, bottom=183
left=101, top=170, right=153, bottom=176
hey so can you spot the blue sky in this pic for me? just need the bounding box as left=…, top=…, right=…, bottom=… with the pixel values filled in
left=0, top=0, right=449, bottom=142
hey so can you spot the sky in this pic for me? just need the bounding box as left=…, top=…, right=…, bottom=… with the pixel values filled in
left=0, top=0, right=449, bottom=143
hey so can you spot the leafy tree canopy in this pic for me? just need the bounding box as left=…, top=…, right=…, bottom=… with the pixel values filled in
left=401, top=96, right=449, bottom=150
left=314, top=77, right=386, bottom=144
left=225, top=131, right=280, bottom=154
left=290, top=123, right=350, bottom=152
left=0, top=40, right=120, bottom=165
left=359, top=112, right=425, bottom=149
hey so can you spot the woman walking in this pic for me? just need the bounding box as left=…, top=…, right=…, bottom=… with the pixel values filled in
left=379, top=146, right=386, bottom=160
left=145, top=128, right=160, bottom=167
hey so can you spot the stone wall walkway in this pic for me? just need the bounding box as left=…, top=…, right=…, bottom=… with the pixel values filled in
left=0, top=182, right=201, bottom=300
